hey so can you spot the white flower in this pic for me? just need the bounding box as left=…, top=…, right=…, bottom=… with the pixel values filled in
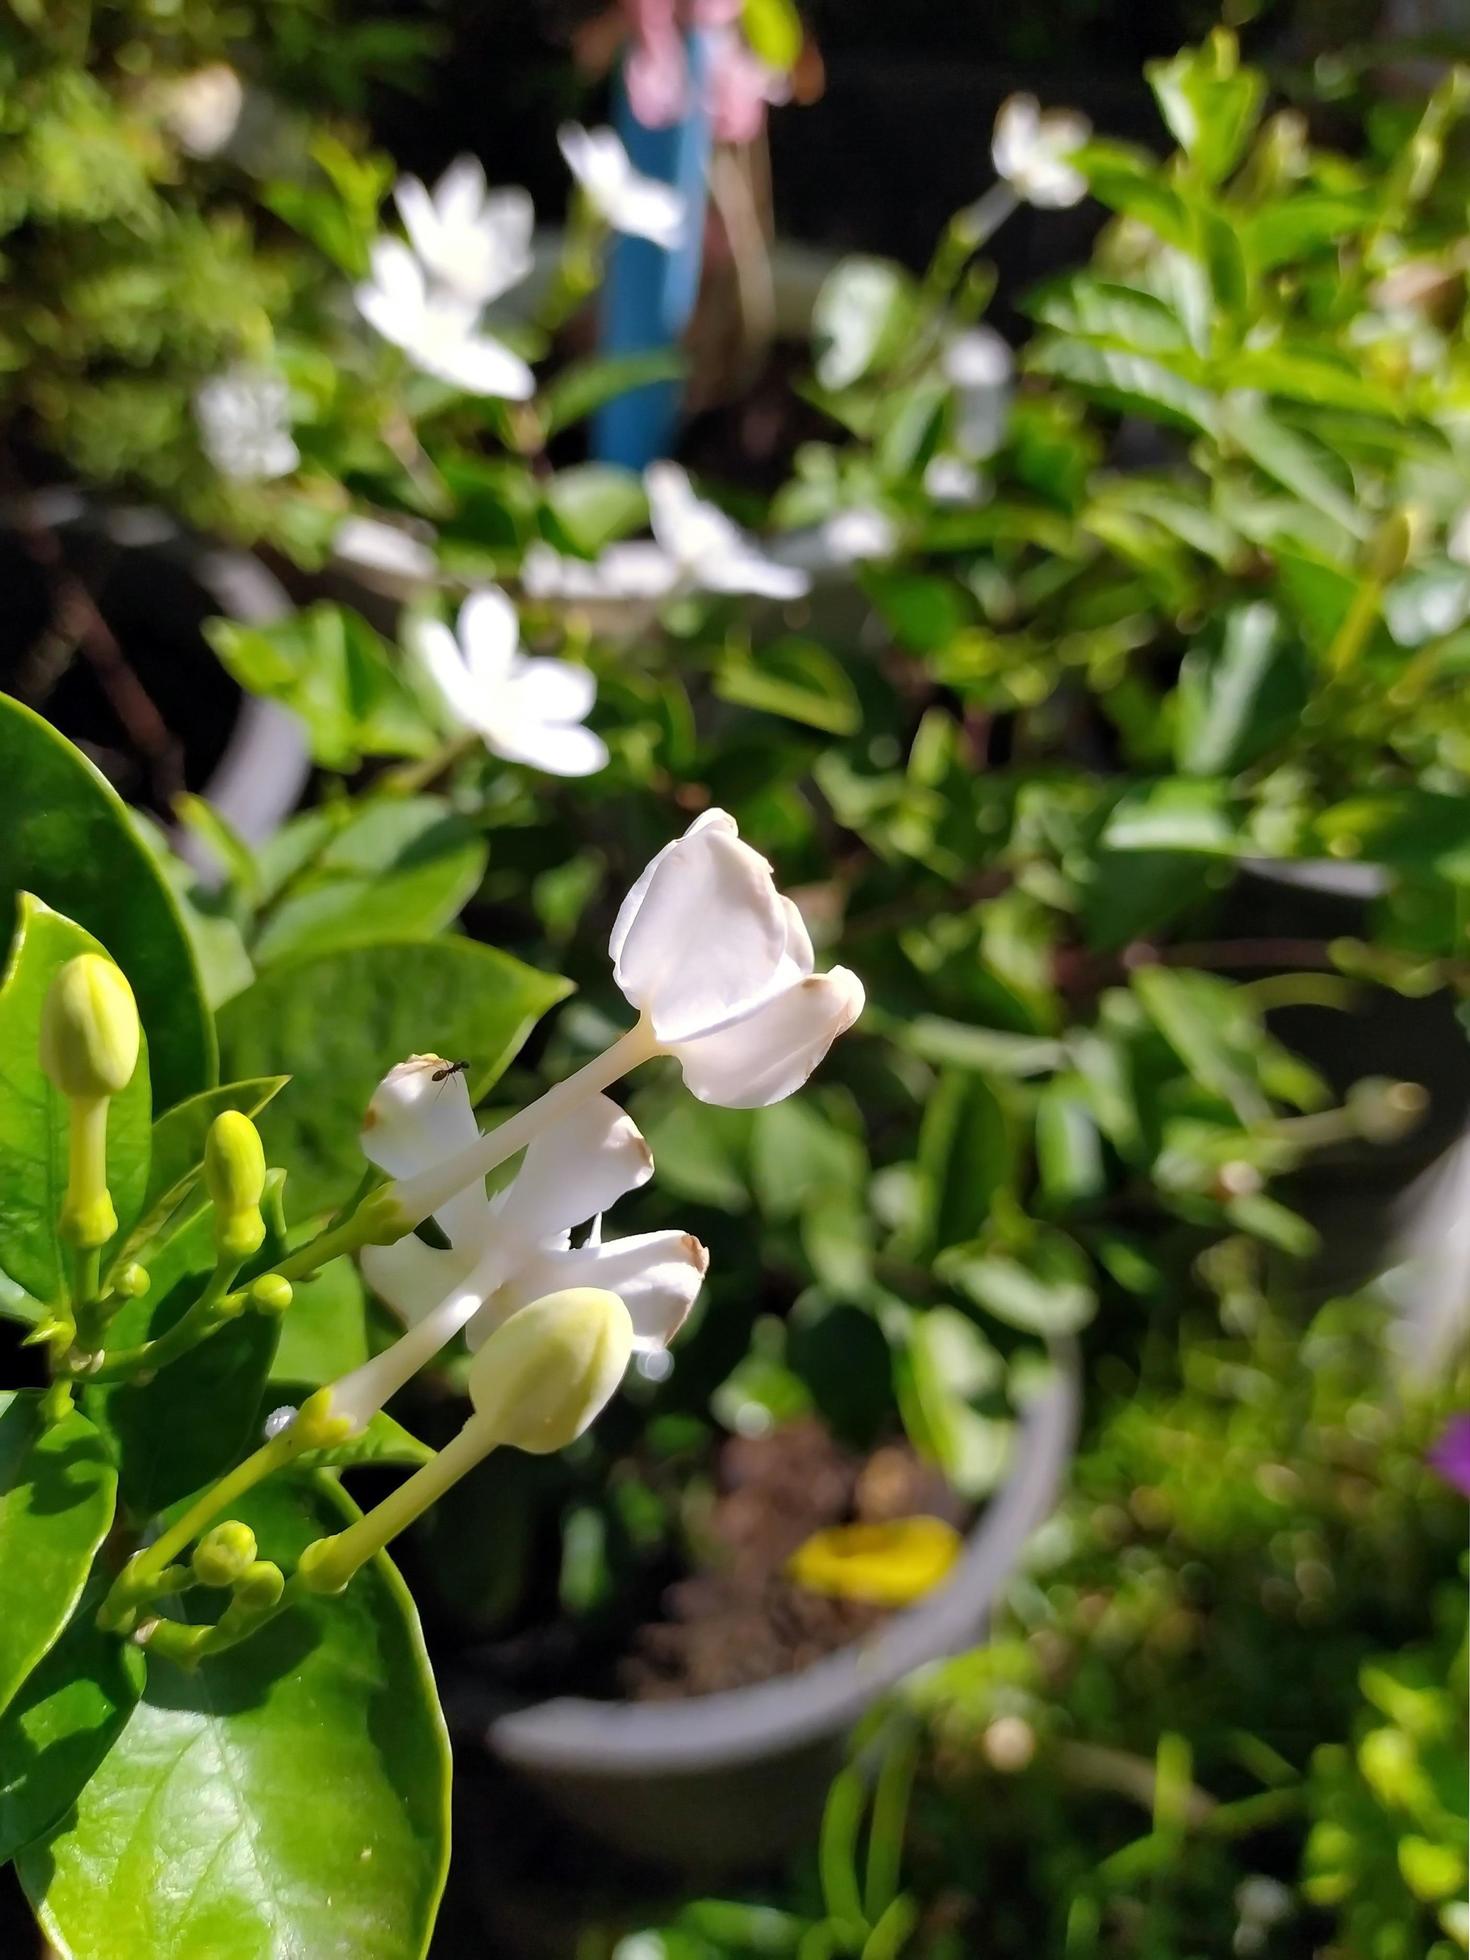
left=942, top=326, right=1014, bottom=458
left=611, top=809, right=865, bottom=1107
left=523, top=464, right=810, bottom=606
left=358, top=1062, right=705, bottom=1361
left=774, top=506, right=899, bottom=575
left=924, top=456, right=984, bottom=505
left=333, top=515, right=438, bottom=585
left=355, top=238, right=535, bottom=399
left=409, top=586, right=607, bottom=777
left=1448, top=508, right=1470, bottom=568
left=194, top=366, right=299, bottom=482
left=992, top=95, right=1091, bottom=209
left=394, top=158, right=534, bottom=307
left=557, top=123, right=688, bottom=250
left=164, top=63, right=244, bottom=158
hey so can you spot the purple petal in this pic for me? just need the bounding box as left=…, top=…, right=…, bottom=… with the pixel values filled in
left=1428, top=1414, right=1470, bottom=1497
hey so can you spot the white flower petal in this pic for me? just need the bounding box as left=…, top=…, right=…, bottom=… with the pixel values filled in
left=607, top=175, right=687, bottom=249
left=458, top=586, right=520, bottom=692
left=361, top=1233, right=482, bottom=1327
left=420, top=328, right=536, bottom=401
left=646, top=463, right=746, bottom=564
left=393, top=174, right=441, bottom=267
left=698, top=549, right=811, bottom=600
left=558, top=123, right=625, bottom=205
left=333, top=516, right=438, bottom=582
left=485, top=717, right=608, bottom=777
left=610, top=810, right=791, bottom=1042
left=477, top=1229, right=707, bottom=1352
left=360, top=1054, right=487, bottom=1246
left=511, top=656, right=598, bottom=725
left=671, top=966, right=865, bottom=1108
left=409, top=616, right=482, bottom=732
left=992, top=94, right=1042, bottom=182
left=500, top=1094, right=653, bottom=1247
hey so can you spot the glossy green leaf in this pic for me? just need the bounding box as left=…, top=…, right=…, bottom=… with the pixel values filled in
left=206, top=604, right=437, bottom=772
left=1103, top=779, right=1238, bottom=856
left=22, top=1475, right=451, bottom=1960
left=1079, top=141, right=1195, bottom=248
left=1030, top=277, right=1192, bottom=356
left=269, top=1254, right=371, bottom=1386
left=1174, top=602, right=1309, bottom=776
left=1131, top=966, right=1269, bottom=1123
left=715, top=636, right=862, bottom=735
left=0, top=695, right=212, bottom=1107
left=0, top=897, right=153, bottom=1307
left=1221, top=398, right=1365, bottom=538
left=0, top=1392, right=117, bottom=1722
left=542, top=464, right=647, bottom=554
left=1035, top=1080, right=1106, bottom=1209
left=0, top=1581, right=145, bottom=1865
left=1146, top=35, right=1264, bottom=184
left=218, top=939, right=571, bottom=1219
left=812, top=257, right=914, bottom=391
left=1026, top=336, right=1216, bottom=434
left=944, top=1232, right=1097, bottom=1336
left=540, top=348, right=685, bottom=438
left=252, top=798, right=487, bottom=968
left=1312, top=792, right=1470, bottom=882
left=916, top=1072, right=1012, bottom=1254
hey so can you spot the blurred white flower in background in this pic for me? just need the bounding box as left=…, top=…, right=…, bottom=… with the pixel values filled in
left=924, top=456, right=985, bottom=505
left=992, top=94, right=1091, bottom=208
left=194, top=366, right=298, bottom=481
left=524, top=465, right=812, bottom=605
left=393, top=158, right=534, bottom=307
left=409, top=586, right=607, bottom=776
left=332, top=515, right=438, bottom=585
left=1448, top=507, right=1470, bottom=567
left=774, top=506, right=898, bottom=575
left=164, top=63, right=244, bottom=158
left=610, top=808, right=866, bottom=1107
left=354, top=238, right=535, bottom=398
left=943, top=325, right=1015, bottom=458
left=558, top=124, right=688, bottom=250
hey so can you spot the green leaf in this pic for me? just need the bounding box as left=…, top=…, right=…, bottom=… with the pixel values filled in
left=1029, top=276, right=1192, bottom=356
left=1026, top=336, right=1216, bottom=434
left=0, top=897, right=153, bottom=1307
left=542, top=464, right=647, bottom=555
left=206, top=604, right=438, bottom=772
left=1228, top=344, right=1404, bottom=419
left=751, top=1097, right=866, bottom=1222
left=714, top=637, right=862, bottom=735
left=0, top=1393, right=117, bottom=1722
left=1103, top=779, right=1239, bottom=855
left=21, top=1475, right=451, bottom=1960
left=812, top=257, right=915, bottom=391
left=252, top=798, right=487, bottom=968
left=218, top=940, right=571, bottom=1219
left=1131, top=966, right=1268, bottom=1122
left=540, top=349, right=685, bottom=438
left=1035, top=1080, right=1106, bottom=1208
left=943, top=1233, right=1097, bottom=1336
left=1146, top=35, right=1264, bottom=184
left=916, top=1072, right=1012, bottom=1254
left=1173, top=602, right=1309, bottom=776
left=270, top=1255, right=371, bottom=1386
left=900, top=1018, right=1065, bottom=1077
left=89, top=1178, right=288, bottom=1518
left=0, top=695, right=213, bottom=1108
left=0, top=1581, right=145, bottom=1865
left=1221, top=398, right=1366, bottom=538
left=1076, top=141, right=1195, bottom=248
left=1312, top=791, right=1470, bottom=882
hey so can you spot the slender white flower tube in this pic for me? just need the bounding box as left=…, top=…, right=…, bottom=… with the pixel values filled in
left=393, top=157, right=534, bottom=307
left=610, top=809, right=865, bottom=1106
left=355, top=238, right=535, bottom=399
left=523, top=465, right=810, bottom=606
left=558, top=124, right=688, bottom=249
left=408, top=586, right=607, bottom=776
left=331, top=1060, right=705, bottom=1432
left=991, top=95, right=1091, bottom=209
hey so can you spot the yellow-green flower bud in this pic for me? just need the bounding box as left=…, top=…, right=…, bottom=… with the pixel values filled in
left=466, top=1288, right=634, bottom=1455
left=191, top=1521, right=258, bottom=1589
left=289, top=1386, right=355, bottom=1452
left=1348, top=1076, right=1428, bottom=1144
left=249, top=1274, right=293, bottom=1316
left=204, top=1111, right=267, bottom=1262
left=231, top=1560, right=285, bottom=1614
left=1364, top=509, right=1421, bottom=584
left=40, top=956, right=140, bottom=1102
left=114, top=1262, right=151, bottom=1300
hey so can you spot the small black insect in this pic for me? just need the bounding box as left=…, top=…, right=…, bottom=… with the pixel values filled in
left=432, top=1059, right=470, bottom=1083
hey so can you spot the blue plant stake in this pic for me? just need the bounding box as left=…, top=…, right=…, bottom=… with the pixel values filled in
left=592, top=30, right=712, bottom=469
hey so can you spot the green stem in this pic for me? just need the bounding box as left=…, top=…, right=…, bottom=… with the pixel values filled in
left=299, top=1420, right=495, bottom=1593
left=379, top=730, right=479, bottom=799
left=84, top=1258, right=243, bottom=1383
left=1325, top=574, right=1383, bottom=677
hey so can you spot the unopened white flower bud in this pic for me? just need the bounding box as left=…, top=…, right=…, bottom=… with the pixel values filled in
left=40, top=956, right=140, bottom=1102
left=467, top=1287, right=634, bottom=1454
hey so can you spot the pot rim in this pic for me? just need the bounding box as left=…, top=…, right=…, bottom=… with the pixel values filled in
left=484, top=1341, right=1080, bottom=1777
